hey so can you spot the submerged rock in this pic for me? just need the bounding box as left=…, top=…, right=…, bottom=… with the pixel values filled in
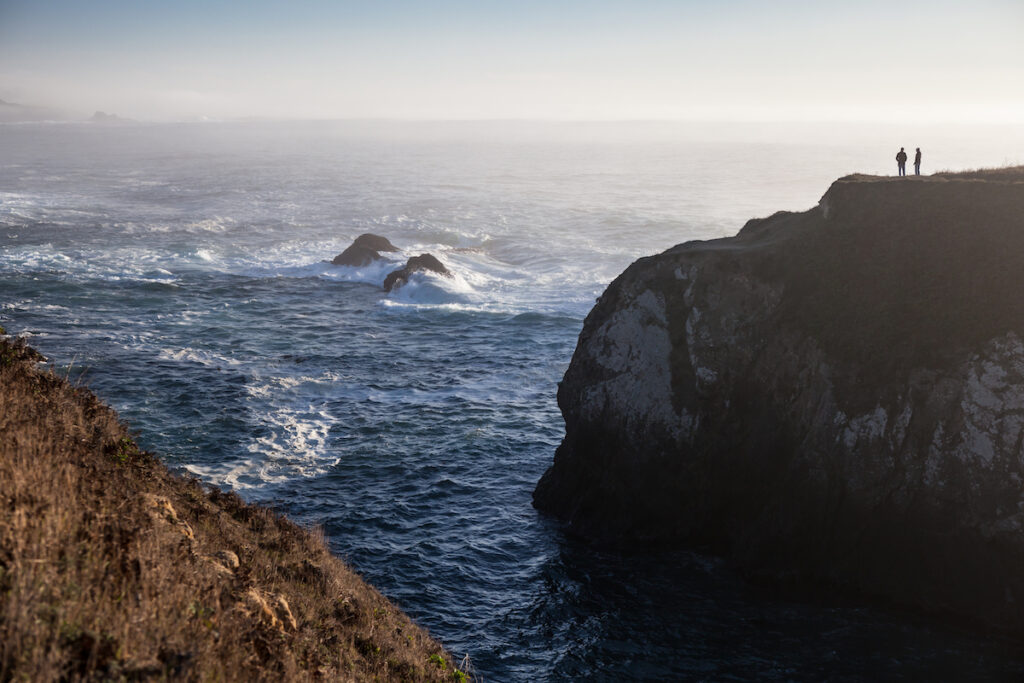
left=383, top=253, right=451, bottom=292
left=331, top=232, right=400, bottom=266
left=533, top=169, right=1024, bottom=634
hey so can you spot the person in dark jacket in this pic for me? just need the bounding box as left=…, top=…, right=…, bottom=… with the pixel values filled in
left=914, top=147, right=922, bottom=175
left=896, top=147, right=908, bottom=176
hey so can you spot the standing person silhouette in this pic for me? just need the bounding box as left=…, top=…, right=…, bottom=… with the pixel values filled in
left=896, top=147, right=908, bottom=176
left=914, top=147, right=922, bottom=175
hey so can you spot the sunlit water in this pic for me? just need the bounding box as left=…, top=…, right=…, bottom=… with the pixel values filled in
left=2, top=121, right=1023, bottom=680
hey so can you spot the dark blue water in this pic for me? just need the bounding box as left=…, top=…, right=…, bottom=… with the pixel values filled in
left=2, top=121, right=1023, bottom=680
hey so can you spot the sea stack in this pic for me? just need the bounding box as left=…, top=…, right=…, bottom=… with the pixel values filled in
left=533, top=168, right=1024, bottom=633
left=331, top=233, right=400, bottom=266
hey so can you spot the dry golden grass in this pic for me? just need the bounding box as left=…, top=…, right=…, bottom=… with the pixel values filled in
left=932, top=165, right=1024, bottom=181
left=0, top=336, right=467, bottom=682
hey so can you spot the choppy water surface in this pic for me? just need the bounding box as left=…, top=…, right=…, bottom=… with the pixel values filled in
left=2, top=121, right=1023, bottom=680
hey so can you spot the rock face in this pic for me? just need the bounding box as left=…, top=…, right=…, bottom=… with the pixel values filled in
left=331, top=233, right=399, bottom=266
left=534, top=169, right=1024, bottom=633
left=352, top=233, right=399, bottom=253
left=383, top=253, right=451, bottom=292
left=332, top=244, right=382, bottom=267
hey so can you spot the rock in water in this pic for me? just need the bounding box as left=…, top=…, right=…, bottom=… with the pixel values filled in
left=533, top=169, right=1024, bottom=633
left=352, top=233, right=400, bottom=252
left=383, top=253, right=451, bottom=292
left=330, top=233, right=400, bottom=266
left=404, top=253, right=448, bottom=275
left=332, top=244, right=383, bottom=267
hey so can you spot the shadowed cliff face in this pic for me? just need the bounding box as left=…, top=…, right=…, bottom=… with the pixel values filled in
left=534, top=169, right=1024, bottom=633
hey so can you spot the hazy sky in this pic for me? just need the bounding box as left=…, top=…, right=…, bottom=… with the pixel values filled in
left=1, top=0, right=1022, bottom=122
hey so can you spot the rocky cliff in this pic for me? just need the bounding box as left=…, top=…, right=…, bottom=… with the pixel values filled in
left=534, top=168, right=1024, bottom=633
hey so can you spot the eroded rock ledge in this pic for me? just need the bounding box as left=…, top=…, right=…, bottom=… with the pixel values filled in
left=534, top=168, right=1024, bottom=633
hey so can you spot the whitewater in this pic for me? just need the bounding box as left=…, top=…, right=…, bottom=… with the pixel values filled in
left=2, top=120, right=1023, bottom=680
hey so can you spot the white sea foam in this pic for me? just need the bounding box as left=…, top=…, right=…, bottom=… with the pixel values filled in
left=244, top=374, right=324, bottom=399
left=317, top=257, right=401, bottom=287
left=385, top=270, right=474, bottom=306
left=194, top=247, right=217, bottom=262
left=378, top=299, right=516, bottom=315
left=157, top=347, right=242, bottom=367
left=1, top=244, right=186, bottom=282
left=186, top=404, right=339, bottom=489
left=185, top=216, right=236, bottom=233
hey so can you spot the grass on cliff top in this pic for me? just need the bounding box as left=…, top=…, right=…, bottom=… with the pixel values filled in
left=932, top=165, right=1024, bottom=182
left=832, top=165, right=1024, bottom=186
left=0, top=335, right=469, bottom=682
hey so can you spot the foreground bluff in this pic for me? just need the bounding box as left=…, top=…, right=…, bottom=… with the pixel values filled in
left=534, top=169, right=1024, bottom=632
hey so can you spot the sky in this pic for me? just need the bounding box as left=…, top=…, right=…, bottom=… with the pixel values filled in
left=1, top=0, right=1022, bottom=123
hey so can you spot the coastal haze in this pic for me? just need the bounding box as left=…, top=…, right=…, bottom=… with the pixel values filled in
left=3, top=0, right=1024, bottom=680
left=1, top=0, right=1023, bottom=123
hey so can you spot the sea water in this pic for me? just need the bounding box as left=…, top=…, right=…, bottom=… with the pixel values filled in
left=2, top=121, right=1023, bottom=680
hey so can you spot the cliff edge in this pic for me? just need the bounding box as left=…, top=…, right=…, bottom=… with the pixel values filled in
left=0, top=334, right=466, bottom=681
left=534, top=168, right=1024, bottom=633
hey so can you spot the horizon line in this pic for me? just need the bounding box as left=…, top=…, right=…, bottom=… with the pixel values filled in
left=9, top=115, right=1024, bottom=127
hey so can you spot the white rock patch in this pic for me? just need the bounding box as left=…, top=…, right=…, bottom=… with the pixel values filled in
left=955, top=333, right=1024, bottom=468
left=581, top=288, right=682, bottom=439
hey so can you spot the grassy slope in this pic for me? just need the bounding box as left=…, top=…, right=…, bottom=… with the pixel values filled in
left=0, top=335, right=467, bottom=682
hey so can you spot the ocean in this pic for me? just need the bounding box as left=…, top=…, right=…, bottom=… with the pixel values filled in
left=2, top=120, right=1023, bottom=680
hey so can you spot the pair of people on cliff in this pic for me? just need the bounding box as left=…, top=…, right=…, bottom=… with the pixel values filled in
left=896, top=147, right=922, bottom=176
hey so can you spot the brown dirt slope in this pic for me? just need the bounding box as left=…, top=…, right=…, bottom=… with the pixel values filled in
left=0, top=334, right=468, bottom=682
